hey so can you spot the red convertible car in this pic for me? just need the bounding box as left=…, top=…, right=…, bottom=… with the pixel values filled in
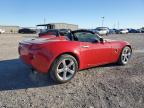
left=19, top=30, right=132, bottom=83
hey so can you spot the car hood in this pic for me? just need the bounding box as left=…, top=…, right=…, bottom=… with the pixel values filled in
left=105, top=39, right=116, bottom=42
left=104, top=39, right=129, bottom=45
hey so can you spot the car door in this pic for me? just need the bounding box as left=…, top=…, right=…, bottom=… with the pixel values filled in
left=80, top=41, right=112, bottom=68
left=73, top=30, right=113, bottom=69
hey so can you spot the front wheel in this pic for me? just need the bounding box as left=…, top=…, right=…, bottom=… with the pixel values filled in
left=117, top=46, right=132, bottom=65
left=49, top=54, right=78, bottom=83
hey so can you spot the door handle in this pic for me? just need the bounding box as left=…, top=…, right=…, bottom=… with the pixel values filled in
left=82, top=45, right=89, bottom=48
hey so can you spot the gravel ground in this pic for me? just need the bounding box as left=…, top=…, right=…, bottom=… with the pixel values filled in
left=0, top=33, right=144, bottom=108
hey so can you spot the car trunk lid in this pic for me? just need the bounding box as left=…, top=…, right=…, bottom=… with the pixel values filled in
left=20, top=36, right=67, bottom=45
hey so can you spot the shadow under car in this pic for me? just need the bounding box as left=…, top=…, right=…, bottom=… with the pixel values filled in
left=0, top=59, right=56, bottom=91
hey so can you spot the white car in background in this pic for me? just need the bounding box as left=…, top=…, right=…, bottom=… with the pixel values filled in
left=95, top=27, right=109, bottom=35
left=0, top=29, right=5, bottom=34
left=118, top=29, right=128, bottom=34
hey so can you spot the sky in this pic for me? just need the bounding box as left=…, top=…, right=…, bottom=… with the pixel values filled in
left=0, top=0, right=144, bottom=29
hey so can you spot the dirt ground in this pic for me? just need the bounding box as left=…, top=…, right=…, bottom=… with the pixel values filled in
left=0, top=33, right=144, bottom=108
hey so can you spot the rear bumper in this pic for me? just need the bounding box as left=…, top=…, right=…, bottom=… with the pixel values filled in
left=19, top=47, right=51, bottom=73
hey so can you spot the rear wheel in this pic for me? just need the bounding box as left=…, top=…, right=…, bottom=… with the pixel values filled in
left=49, top=54, right=78, bottom=83
left=117, top=46, right=132, bottom=65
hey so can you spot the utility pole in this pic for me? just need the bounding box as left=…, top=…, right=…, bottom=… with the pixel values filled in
left=113, top=22, right=116, bottom=29
left=44, top=18, right=46, bottom=24
left=44, top=18, right=46, bottom=29
left=101, top=17, right=105, bottom=27
left=117, top=21, right=119, bottom=29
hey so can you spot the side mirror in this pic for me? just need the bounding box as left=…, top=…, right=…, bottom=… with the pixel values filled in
left=100, top=38, right=104, bottom=43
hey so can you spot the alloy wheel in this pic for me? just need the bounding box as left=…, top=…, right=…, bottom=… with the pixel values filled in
left=56, top=58, right=76, bottom=81
left=121, top=47, right=132, bottom=64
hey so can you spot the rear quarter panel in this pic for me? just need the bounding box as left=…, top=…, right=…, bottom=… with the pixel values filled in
left=39, top=41, right=81, bottom=72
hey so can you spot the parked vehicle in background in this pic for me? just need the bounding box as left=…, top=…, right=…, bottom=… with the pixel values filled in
left=94, top=27, right=109, bottom=35
left=117, top=29, right=128, bottom=34
left=0, top=29, right=5, bottom=34
left=109, top=29, right=116, bottom=34
left=129, top=29, right=140, bottom=33
left=18, top=28, right=36, bottom=34
left=137, top=29, right=142, bottom=33
left=140, top=27, right=144, bottom=33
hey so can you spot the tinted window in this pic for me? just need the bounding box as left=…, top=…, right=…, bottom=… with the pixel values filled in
left=73, top=32, right=100, bottom=42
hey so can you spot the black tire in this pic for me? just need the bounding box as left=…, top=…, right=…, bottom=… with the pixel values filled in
left=49, top=54, right=78, bottom=83
left=117, top=46, right=132, bottom=65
